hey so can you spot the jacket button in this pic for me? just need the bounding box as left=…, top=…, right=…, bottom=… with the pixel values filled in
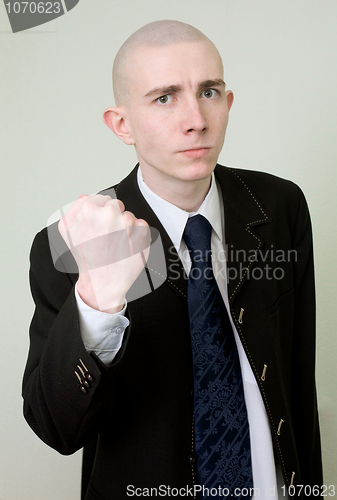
left=79, top=384, right=88, bottom=394
left=85, top=372, right=95, bottom=382
left=188, top=453, right=196, bottom=465
left=82, top=378, right=91, bottom=388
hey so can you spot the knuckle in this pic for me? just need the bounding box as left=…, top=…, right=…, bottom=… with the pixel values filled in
left=122, top=212, right=137, bottom=226
left=105, top=198, right=123, bottom=211
left=82, top=199, right=96, bottom=212
left=99, top=194, right=112, bottom=203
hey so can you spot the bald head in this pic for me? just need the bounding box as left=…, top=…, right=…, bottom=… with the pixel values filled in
left=112, top=20, right=222, bottom=106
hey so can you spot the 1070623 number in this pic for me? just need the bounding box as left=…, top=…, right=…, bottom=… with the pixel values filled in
left=281, top=485, right=335, bottom=497
left=5, top=2, right=61, bottom=14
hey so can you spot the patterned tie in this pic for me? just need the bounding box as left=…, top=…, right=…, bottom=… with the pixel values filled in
left=183, top=215, right=253, bottom=499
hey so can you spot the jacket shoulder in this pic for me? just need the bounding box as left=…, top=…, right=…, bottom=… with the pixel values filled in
left=217, top=165, right=310, bottom=219
left=225, top=165, right=303, bottom=197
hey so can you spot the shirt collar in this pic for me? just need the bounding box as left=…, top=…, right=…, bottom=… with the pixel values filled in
left=137, top=166, right=223, bottom=254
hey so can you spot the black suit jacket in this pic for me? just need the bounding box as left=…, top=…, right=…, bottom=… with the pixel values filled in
left=23, top=165, right=323, bottom=499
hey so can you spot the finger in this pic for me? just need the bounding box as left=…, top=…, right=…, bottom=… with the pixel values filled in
left=104, top=198, right=125, bottom=213
left=127, top=221, right=151, bottom=257
left=134, top=218, right=149, bottom=227
left=98, top=201, right=127, bottom=232
left=75, top=195, right=117, bottom=225
left=83, top=194, right=113, bottom=208
left=66, top=195, right=89, bottom=219
left=122, top=211, right=138, bottom=227
left=58, top=194, right=89, bottom=236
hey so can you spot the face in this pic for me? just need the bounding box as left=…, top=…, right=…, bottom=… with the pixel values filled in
left=113, top=40, right=233, bottom=188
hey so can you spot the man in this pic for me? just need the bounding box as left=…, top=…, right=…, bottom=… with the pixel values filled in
left=23, top=20, right=322, bottom=500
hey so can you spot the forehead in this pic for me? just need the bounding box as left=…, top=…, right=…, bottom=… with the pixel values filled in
left=126, top=41, right=223, bottom=96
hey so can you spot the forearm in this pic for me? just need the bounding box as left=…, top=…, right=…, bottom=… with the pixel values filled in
left=22, top=230, right=130, bottom=454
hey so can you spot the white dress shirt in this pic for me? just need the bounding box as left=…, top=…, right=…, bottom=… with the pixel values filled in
left=76, top=166, right=285, bottom=498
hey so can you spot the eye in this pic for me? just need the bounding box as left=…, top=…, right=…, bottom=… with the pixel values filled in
left=202, top=89, right=218, bottom=99
left=156, top=94, right=173, bottom=104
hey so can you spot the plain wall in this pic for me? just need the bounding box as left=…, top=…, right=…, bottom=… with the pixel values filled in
left=1, top=0, right=336, bottom=498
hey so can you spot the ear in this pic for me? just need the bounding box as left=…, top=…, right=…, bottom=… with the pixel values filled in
left=225, top=90, right=234, bottom=112
left=103, top=107, right=135, bottom=145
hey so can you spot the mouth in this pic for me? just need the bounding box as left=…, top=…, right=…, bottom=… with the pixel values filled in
left=180, top=148, right=210, bottom=159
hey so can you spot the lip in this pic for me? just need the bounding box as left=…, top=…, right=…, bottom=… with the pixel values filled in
left=180, top=148, right=210, bottom=159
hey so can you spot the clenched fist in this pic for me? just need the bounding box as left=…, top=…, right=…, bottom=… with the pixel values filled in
left=58, top=194, right=150, bottom=313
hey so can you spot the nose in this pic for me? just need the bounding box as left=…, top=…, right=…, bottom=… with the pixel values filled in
left=181, top=98, right=208, bottom=134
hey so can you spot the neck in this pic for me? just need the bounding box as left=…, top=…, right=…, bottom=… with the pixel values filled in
left=140, top=167, right=212, bottom=212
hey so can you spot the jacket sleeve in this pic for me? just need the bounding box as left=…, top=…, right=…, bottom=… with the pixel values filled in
left=290, top=186, right=323, bottom=485
left=22, top=228, right=131, bottom=455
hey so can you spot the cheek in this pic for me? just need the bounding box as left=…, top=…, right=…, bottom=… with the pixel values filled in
left=216, top=106, right=229, bottom=127
left=203, top=102, right=228, bottom=134
left=215, top=112, right=229, bottom=142
left=139, top=114, right=172, bottom=147
left=137, top=111, right=158, bottom=134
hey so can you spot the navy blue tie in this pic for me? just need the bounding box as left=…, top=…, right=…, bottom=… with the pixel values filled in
left=184, top=215, right=253, bottom=499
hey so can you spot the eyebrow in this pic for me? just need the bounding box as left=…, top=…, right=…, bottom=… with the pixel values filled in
left=144, top=79, right=226, bottom=98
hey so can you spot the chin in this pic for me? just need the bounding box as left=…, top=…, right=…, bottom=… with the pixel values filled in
left=180, top=160, right=216, bottom=181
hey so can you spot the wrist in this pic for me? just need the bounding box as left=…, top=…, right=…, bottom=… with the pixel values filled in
left=77, top=274, right=125, bottom=314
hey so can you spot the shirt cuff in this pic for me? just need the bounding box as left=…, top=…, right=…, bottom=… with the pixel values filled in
left=75, top=282, right=130, bottom=364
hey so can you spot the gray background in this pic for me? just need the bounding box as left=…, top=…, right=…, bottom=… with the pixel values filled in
left=1, top=0, right=336, bottom=498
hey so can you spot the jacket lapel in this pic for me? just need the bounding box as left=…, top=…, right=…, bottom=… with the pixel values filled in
left=214, top=166, right=271, bottom=303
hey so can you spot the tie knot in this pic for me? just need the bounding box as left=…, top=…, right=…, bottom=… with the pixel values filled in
left=183, top=215, right=212, bottom=259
